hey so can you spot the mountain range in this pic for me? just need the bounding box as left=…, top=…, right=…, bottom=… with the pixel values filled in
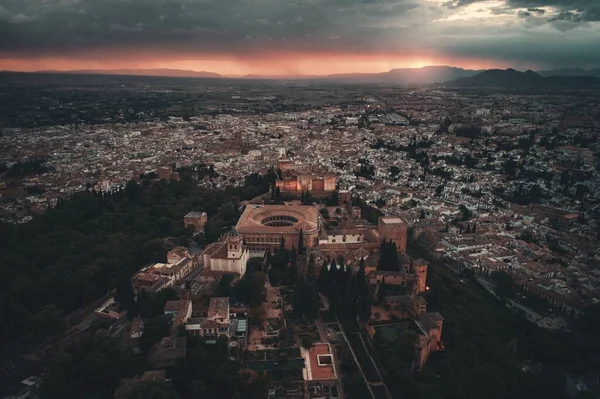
left=36, top=68, right=223, bottom=78
left=449, top=68, right=600, bottom=87
left=6, top=66, right=600, bottom=85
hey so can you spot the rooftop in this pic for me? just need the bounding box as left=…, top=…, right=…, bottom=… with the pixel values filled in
left=208, top=297, right=230, bottom=320
left=380, top=217, right=407, bottom=225
left=304, top=343, right=337, bottom=381
left=235, top=204, right=319, bottom=234
left=185, top=211, right=206, bottom=218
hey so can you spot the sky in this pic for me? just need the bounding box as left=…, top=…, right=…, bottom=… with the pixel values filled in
left=0, top=0, right=599, bottom=76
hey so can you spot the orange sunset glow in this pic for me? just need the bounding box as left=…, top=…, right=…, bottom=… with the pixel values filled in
left=0, top=52, right=509, bottom=76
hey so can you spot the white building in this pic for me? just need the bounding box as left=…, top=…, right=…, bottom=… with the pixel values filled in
left=201, top=229, right=249, bottom=275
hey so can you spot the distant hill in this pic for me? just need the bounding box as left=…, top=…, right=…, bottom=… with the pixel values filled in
left=37, top=68, right=223, bottom=78
left=538, top=68, right=600, bottom=78
left=241, top=66, right=483, bottom=84
left=10, top=65, right=600, bottom=84
left=319, top=66, right=483, bottom=84
left=450, top=68, right=600, bottom=87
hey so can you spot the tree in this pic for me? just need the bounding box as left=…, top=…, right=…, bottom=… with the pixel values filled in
left=328, top=275, right=341, bottom=312
left=216, top=274, right=235, bottom=297
left=354, top=258, right=371, bottom=322
left=40, top=353, right=77, bottom=399
left=306, top=254, right=316, bottom=283
left=297, top=229, right=305, bottom=255
left=378, top=241, right=400, bottom=271
left=290, top=252, right=298, bottom=284
left=140, top=315, right=172, bottom=352
left=459, top=204, right=471, bottom=221
left=317, top=262, right=330, bottom=294
left=235, top=272, right=267, bottom=307
left=129, top=381, right=179, bottom=399
left=341, top=271, right=355, bottom=319
left=114, top=278, right=136, bottom=317
left=142, top=238, right=168, bottom=264
left=249, top=306, right=266, bottom=327
left=301, top=336, right=314, bottom=349
left=493, top=271, right=514, bottom=298
left=292, top=277, right=319, bottom=320
left=29, top=305, right=65, bottom=339
left=137, top=288, right=178, bottom=318
left=279, top=236, right=285, bottom=252
left=82, top=351, right=113, bottom=389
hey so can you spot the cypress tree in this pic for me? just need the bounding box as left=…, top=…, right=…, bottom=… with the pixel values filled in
left=298, top=229, right=305, bottom=255
left=307, top=254, right=316, bottom=283
left=279, top=236, right=285, bottom=252
left=317, top=262, right=330, bottom=294
left=290, top=251, right=298, bottom=284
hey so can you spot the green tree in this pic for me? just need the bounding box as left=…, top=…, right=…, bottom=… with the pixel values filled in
left=139, top=316, right=172, bottom=352
left=137, top=288, right=178, bottom=318
left=216, top=274, right=235, bottom=297
left=301, top=336, right=314, bottom=349
left=292, top=277, right=319, bottom=320
left=129, top=381, right=179, bottom=399
left=297, top=229, right=305, bottom=255
left=40, top=353, right=77, bottom=399
left=354, top=258, right=371, bottom=322
left=115, top=278, right=136, bottom=317
left=29, top=304, right=65, bottom=339
left=142, top=238, right=168, bottom=264
left=290, top=252, right=298, bottom=284
left=306, top=254, right=316, bottom=283
left=493, top=271, right=514, bottom=297
left=235, top=272, right=266, bottom=307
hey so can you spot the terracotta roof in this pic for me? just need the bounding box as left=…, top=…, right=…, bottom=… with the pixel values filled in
left=307, top=343, right=336, bottom=381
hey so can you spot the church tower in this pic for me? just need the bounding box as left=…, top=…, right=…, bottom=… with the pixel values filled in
left=228, top=231, right=242, bottom=260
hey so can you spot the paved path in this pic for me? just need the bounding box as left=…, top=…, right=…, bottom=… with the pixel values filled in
left=334, top=315, right=393, bottom=399
left=336, top=317, right=377, bottom=399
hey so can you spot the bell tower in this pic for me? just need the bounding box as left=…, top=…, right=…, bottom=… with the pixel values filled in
left=228, top=228, right=242, bottom=260
left=228, top=236, right=242, bottom=259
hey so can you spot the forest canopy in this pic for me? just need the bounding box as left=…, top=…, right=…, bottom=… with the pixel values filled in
left=0, top=172, right=275, bottom=345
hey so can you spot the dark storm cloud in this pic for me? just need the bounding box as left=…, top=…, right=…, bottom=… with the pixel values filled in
left=442, top=0, right=482, bottom=9
left=447, top=0, right=600, bottom=21
left=507, top=0, right=600, bottom=20
left=0, top=0, right=424, bottom=55
left=0, top=0, right=599, bottom=68
left=438, top=29, right=600, bottom=67
left=527, top=8, right=546, bottom=14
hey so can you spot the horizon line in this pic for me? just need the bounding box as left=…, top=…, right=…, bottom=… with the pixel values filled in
left=1, top=65, right=597, bottom=80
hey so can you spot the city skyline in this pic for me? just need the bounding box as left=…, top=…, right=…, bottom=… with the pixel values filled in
left=1, top=0, right=599, bottom=76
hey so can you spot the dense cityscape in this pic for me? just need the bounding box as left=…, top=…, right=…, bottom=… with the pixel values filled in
left=1, top=71, right=600, bottom=399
